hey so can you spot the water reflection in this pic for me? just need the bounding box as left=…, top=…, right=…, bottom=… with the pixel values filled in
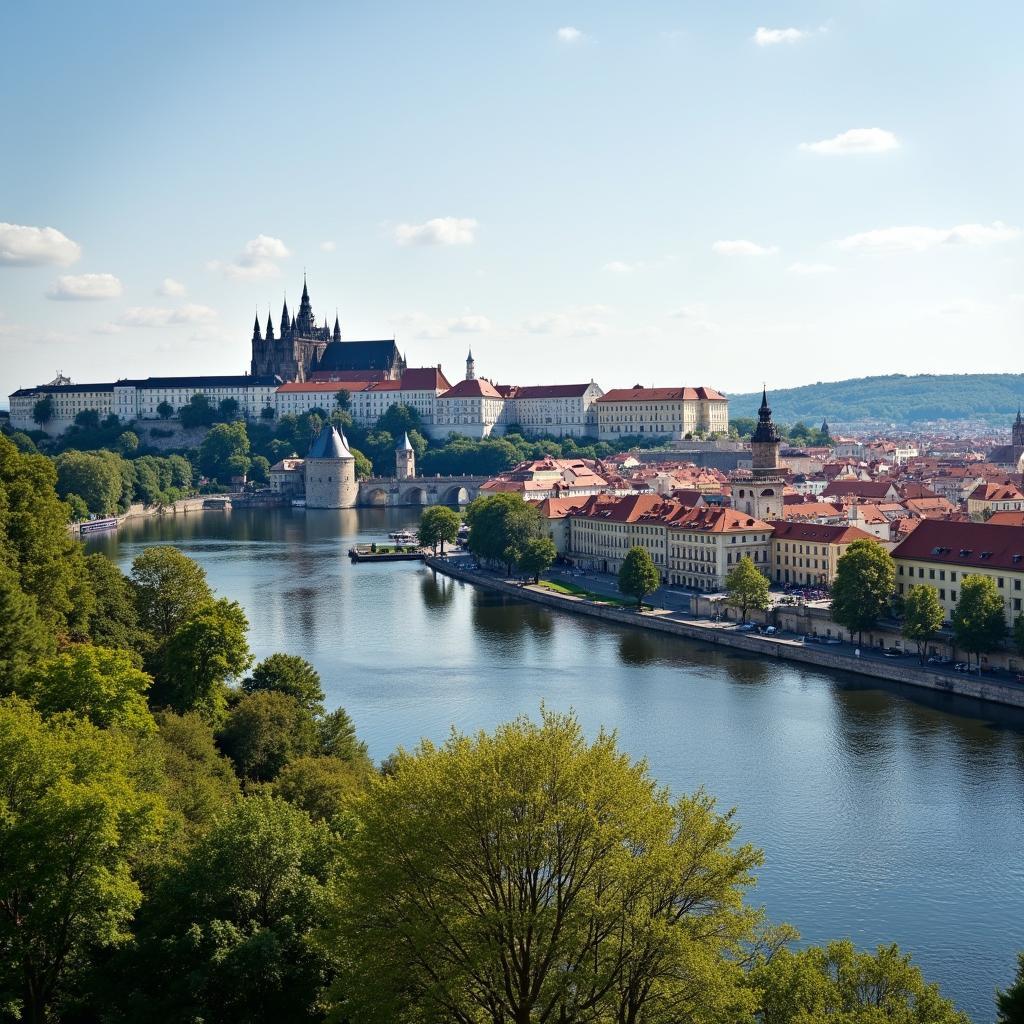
left=87, top=508, right=1024, bottom=1022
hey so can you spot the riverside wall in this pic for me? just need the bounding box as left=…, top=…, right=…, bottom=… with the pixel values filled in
left=426, top=557, right=1024, bottom=710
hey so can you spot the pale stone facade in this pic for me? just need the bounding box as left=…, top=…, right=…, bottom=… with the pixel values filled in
left=594, top=386, right=728, bottom=442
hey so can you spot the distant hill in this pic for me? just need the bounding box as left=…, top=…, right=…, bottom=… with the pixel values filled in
left=728, top=374, right=1024, bottom=427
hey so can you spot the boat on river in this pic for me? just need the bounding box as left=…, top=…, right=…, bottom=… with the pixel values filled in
left=79, top=516, right=118, bottom=535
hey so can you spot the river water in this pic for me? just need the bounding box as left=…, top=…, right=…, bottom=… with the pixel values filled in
left=86, top=506, right=1024, bottom=1021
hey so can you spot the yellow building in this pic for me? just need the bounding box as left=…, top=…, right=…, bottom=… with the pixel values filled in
left=769, top=521, right=879, bottom=587
left=966, top=482, right=1024, bottom=519
left=666, top=508, right=772, bottom=591
left=595, top=386, right=728, bottom=441
left=891, top=519, right=1024, bottom=624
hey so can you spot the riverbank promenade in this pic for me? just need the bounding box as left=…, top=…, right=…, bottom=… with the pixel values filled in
left=427, top=553, right=1024, bottom=711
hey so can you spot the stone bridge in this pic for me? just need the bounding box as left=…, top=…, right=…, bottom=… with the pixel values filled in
left=357, top=475, right=486, bottom=508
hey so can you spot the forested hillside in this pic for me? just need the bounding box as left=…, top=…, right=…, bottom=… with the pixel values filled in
left=729, top=374, right=1024, bottom=426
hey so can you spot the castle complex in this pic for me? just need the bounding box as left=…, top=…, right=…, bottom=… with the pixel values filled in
left=8, top=277, right=729, bottom=442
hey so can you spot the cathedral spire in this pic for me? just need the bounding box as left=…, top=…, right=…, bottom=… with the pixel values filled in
left=280, top=297, right=290, bottom=334
left=252, top=311, right=261, bottom=342
left=295, top=275, right=314, bottom=335
left=265, top=308, right=275, bottom=342
left=333, top=312, right=341, bottom=342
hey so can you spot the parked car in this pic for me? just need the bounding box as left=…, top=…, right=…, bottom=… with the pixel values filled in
left=763, top=625, right=778, bottom=635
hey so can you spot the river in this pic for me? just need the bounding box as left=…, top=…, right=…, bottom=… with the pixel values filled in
left=86, top=506, right=1024, bottom=1021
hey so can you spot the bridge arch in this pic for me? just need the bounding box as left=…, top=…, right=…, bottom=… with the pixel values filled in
left=402, top=485, right=429, bottom=506
left=363, top=487, right=390, bottom=507
left=440, top=484, right=472, bottom=506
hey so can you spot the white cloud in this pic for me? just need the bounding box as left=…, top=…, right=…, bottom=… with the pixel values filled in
left=0, top=223, right=81, bottom=266
left=754, top=26, right=808, bottom=46
left=522, top=312, right=610, bottom=337
left=556, top=26, right=582, bottom=43
left=788, top=262, right=838, bottom=275
left=320, top=240, right=336, bottom=252
left=838, top=221, right=1021, bottom=254
left=668, top=304, right=719, bottom=333
left=208, top=234, right=290, bottom=278
left=393, top=217, right=478, bottom=246
left=800, top=128, right=900, bottom=155
left=712, top=239, right=779, bottom=256
left=118, top=304, right=218, bottom=327
left=603, top=260, right=636, bottom=273
left=448, top=314, right=492, bottom=333
left=46, top=273, right=122, bottom=301
left=157, top=277, right=186, bottom=296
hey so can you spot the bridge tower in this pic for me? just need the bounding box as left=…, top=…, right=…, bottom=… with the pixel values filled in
left=396, top=431, right=415, bottom=480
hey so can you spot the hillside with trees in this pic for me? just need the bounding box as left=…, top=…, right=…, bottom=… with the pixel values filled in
left=729, top=374, right=1024, bottom=427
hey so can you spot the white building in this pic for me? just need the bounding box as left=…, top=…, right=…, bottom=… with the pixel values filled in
left=594, top=386, right=729, bottom=442
left=9, top=374, right=282, bottom=434
left=499, top=382, right=604, bottom=437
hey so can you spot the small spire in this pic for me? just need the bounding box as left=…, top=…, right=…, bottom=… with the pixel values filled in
left=265, top=308, right=275, bottom=342
left=333, top=312, right=341, bottom=342
left=301, top=273, right=309, bottom=302
left=280, top=296, right=290, bottom=333
left=252, top=310, right=261, bottom=341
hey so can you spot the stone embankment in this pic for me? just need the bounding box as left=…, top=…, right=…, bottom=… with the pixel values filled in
left=70, top=491, right=286, bottom=536
left=426, top=557, right=1024, bottom=710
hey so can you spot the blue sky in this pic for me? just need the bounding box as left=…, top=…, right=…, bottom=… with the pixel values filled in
left=2, top=1, right=1021, bottom=404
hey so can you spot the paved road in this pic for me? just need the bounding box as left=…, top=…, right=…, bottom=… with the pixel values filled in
left=441, top=552, right=1024, bottom=688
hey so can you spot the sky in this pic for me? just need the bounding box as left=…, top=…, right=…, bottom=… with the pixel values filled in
left=2, top=0, right=1022, bottom=406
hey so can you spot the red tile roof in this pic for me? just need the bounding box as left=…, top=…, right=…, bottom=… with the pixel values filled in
left=891, top=519, right=1024, bottom=571
left=989, top=511, right=1024, bottom=526
left=670, top=507, right=771, bottom=533
left=400, top=367, right=452, bottom=391
left=596, top=386, right=727, bottom=402
left=440, top=378, right=502, bottom=399
left=769, top=521, right=878, bottom=545
left=968, top=482, right=1024, bottom=502
left=568, top=493, right=687, bottom=524
left=277, top=380, right=373, bottom=393
left=502, top=383, right=596, bottom=399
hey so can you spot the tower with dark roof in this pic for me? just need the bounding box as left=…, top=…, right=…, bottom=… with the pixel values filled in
left=735, top=387, right=784, bottom=522
left=1014, top=408, right=1024, bottom=448
left=465, top=348, right=475, bottom=380
left=304, top=423, right=358, bottom=508
left=395, top=431, right=415, bottom=480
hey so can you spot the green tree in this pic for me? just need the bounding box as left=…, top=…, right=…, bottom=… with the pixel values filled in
left=82, top=553, right=148, bottom=655
left=32, top=395, right=54, bottom=427
left=725, top=554, right=771, bottom=623
left=130, top=546, right=213, bottom=636
left=55, top=449, right=124, bottom=514
left=376, top=402, right=422, bottom=438
left=997, top=953, right=1024, bottom=1024
left=830, top=539, right=896, bottom=644
left=274, top=754, right=368, bottom=824
left=618, top=544, right=661, bottom=609
left=149, top=711, right=240, bottom=851
left=750, top=939, right=969, bottom=1024
left=116, top=429, right=139, bottom=455
left=1015, top=614, right=1024, bottom=657
left=64, top=492, right=89, bottom=521
left=156, top=399, right=174, bottom=420
left=249, top=453, right=270, bottom=484
left=19, top=645, right=155, bottom=734
left=112, top=794, right=341, bottom=1024
left=418, top=504, right=461, bottom=554
left=465, top=492, right=543, bottom=568
left=902, top=584, right=946, bottom=663
left=318, top=705, right=370, bottom=766
left=199, top=421, right=251, bottom=482
left=74, top=408, right=100, bottom=430
left=243, top=653, right=325, bottom=713
left=334, top=388, right=351, bottom=411
left=218, top=690, right=318, bottom=781
left=0, top=434, right=92, bottom=634
left=952, top=574, right=1007, bottom=668
left=154, top=598, right=252, bottom=719
left=0, top=563, right=53, bottom=688
left=179, top=392, right=216, bottom=428
left=0, top=697, right=164, bottom=1024
left=320, top=710, right=774, bottom=1024
left=217, top=397, right=241, bottom=422
left=166, top=453, right=192, bottom=490
left=350, top=445, right=374, bottom=479
left=518, top=535, right=557, bottom=583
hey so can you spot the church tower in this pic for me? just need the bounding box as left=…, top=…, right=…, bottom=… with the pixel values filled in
left=735, top=387, right=784, bottom=522
left=1014, top=408, right=1024, bottom=448
left=396, top=431, right=415, bottom=480
left=465, top=348, right=476, bottom=380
